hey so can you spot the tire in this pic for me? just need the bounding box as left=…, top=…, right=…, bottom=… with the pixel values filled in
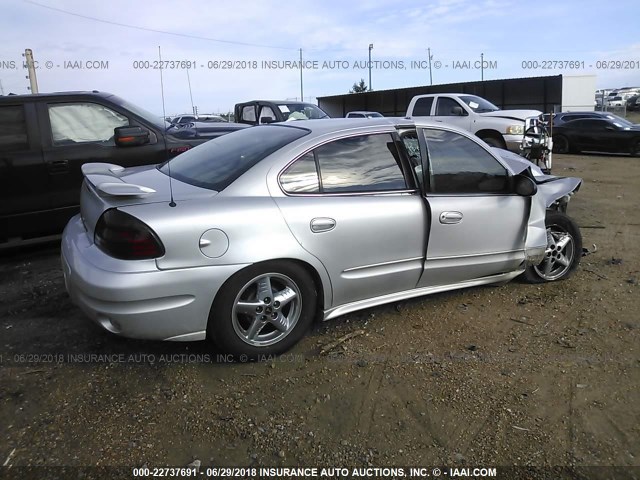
left=553, top=135, right=570, bottom=154
left=631, top=140, right=640, bottom=157
left=207, top=261, right=317, bottom=358
left=523, top=211, right=582, bottom=284
left=479, top=134, right=506, bottom=149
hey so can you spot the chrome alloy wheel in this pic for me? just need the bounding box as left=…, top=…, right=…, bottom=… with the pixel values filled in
left=533, top=225, right=576, bottom=281
left=231, top=273, right=302, bottom=347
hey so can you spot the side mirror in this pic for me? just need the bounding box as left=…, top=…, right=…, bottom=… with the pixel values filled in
left=451, top=106, right=464, bottom=116
left=115, top=126, right=150, bottom=147
left=513, top=174, right=537, bottom=197
left=260, top=116, right=275, bottom=124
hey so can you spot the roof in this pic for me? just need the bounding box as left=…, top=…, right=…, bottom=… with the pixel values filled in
left=0, top=90, right=113, bottom=100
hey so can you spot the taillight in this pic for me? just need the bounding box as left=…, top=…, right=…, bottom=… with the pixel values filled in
left=94, top=209, right=165, bottom=260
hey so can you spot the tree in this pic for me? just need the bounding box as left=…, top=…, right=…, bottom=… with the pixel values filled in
left=350, top=79, right=368, bottom=93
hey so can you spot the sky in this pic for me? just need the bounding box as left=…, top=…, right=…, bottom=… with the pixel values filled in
left=1, top=0, right=639, bottom=116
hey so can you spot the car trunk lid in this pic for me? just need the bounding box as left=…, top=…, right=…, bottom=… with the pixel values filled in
left=80, top=162, right=217, bottom=239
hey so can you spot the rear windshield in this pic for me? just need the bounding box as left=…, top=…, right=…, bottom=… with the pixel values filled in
left=159, top=125, right=309, bottom=191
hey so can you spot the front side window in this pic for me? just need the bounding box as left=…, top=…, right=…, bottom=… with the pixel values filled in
left=259, top=106, right=276, bottom=124
left=48, top=103, right=129, bottom=145
left=423, top=129, right=509, bottom=194
left=0, top=105, right=28, bottom=151
left=435, top=97, right=465, bottom=116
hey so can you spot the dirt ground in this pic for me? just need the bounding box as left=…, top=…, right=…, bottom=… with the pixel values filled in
left=0, top=153, right=638, bottom=475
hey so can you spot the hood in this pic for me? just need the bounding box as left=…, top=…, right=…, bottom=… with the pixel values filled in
left=479, top=109, right=542, bottom=121
left=493, top=148, right=544, bottom=176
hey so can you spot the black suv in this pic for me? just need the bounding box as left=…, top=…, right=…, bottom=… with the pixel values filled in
left=0, top=91, right=246, bottom=246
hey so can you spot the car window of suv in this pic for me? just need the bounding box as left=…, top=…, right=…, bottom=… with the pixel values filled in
left=0, top=105, right=29, bottom=151
left=241, top=106, right=256, bottom=122
left=48, top=103, right=129, bottom=145
left=259, top=106, right=276, bottom=124
left=423, top=128, right=509, bottom=194
left=435, top=97, right=464, bottom=116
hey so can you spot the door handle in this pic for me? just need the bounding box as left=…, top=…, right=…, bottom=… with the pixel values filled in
left=439, top=211, right=463, bottom=224
left=48, top=159, right=69, bottom=174
left=310, top=217, right=336, bottom=233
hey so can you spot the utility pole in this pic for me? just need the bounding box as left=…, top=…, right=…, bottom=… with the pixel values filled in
left=368, top=44, right=374, bottom=91
left=299, top=48, right=304, bottom=102
left=186, top=68, right=195, bottom=116
left=481, top=52, right=484, bottom=81
left=428, top=48, right=433, bottom=86
left=23, top=49, right=39, bottom=93
left=0, top=79, right=4, bottom=95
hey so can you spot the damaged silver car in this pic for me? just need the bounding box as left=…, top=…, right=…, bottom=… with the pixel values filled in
left=61, top=118, right=582, bottom=357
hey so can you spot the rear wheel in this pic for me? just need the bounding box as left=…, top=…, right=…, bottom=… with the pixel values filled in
left=208, top=261, right=316, bottom=358
left=553, top=135, right=570, bottom=154
left=523, top=211, right=582, bottom=283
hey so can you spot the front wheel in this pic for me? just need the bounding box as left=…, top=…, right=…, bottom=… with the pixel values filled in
left=523, top=211, right=582, bottom=283
left=208, top=261, right=317, bottom=358
left=631, top=140, right=640, bottom=157
left=479, top=134, right=506, bottom=149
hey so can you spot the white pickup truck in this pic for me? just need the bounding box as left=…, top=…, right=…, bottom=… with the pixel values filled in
left=406, top=93, right=541, bottom=152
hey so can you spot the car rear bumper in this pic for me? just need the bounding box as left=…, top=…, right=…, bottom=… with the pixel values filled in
left=61, top=214, right=247, bottom=341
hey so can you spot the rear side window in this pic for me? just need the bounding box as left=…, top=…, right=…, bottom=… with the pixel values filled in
left=48, top=103, right=129, bottom=145
left=160, top=125, right=310, bottom=191
left=0, top=105, right=28, bottom=151
left=241, top=106, right=256, bottom=122
left=280, top=152, right=320, bottom=193
left=413, top=97, right=433, bottom=116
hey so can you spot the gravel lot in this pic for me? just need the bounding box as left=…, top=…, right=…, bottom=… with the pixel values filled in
left=0, top=153, right=638, bottom=474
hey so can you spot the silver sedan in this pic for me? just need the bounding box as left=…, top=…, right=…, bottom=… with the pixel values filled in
left=61, top=118, right=582, bottom=357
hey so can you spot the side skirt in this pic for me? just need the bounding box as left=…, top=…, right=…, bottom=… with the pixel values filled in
left=322, top=269, right=524, bottom=321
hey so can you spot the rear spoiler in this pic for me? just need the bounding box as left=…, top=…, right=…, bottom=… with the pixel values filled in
left=81, top=163, right=156, bottom=197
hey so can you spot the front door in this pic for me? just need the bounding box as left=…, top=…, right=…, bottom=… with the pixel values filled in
left=416, top=127, right=528, bottom=287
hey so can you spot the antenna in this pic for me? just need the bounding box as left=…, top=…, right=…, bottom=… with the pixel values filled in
left=186, top=67, right=198, bottom=137
left=158, top=46, right=176, bottom=208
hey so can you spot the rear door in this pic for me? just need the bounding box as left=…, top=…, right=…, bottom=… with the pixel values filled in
left=273, top=131, right=426, bottom=308
left=416, top=127, right=528, bottom=287
left=0, top=101, right=49, bottom=240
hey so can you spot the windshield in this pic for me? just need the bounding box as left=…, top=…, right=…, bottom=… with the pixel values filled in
left=278, top=103, right=330, bottom=120
left=458, top=95, right=500, bottom=113
left=158, top=125, right=310, bottom=191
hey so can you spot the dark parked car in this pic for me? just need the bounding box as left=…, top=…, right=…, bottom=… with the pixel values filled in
left=0, top=91, right=245, bottom=246
left=543, top=111, right=629, bottom=127
left=552, top=117, right=640, bottom=155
